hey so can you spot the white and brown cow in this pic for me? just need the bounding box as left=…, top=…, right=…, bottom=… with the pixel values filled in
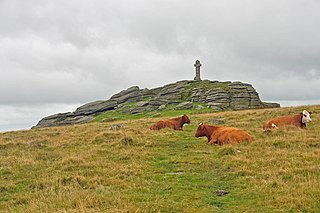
left=263, top=110, right=312, bottom=130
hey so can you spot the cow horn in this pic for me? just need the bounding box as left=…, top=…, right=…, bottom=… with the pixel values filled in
left=198, top=122, right=203, bottom=126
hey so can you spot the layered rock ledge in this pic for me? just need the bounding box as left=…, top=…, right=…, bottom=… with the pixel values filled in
left=33, top=80, right=280, bottom=128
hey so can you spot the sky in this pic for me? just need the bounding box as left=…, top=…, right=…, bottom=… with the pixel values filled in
left=1, top=0, right=320, bottom=132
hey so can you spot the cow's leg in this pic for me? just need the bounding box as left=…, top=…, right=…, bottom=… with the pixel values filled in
left=173, top=123, right=182, bottom=130
left=217, top=140, right=224, bottom=145
left=208, top=139, right=217, bottom=145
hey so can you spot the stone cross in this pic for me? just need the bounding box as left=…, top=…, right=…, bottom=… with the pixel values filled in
left=194, top=59, right=202, bottom=81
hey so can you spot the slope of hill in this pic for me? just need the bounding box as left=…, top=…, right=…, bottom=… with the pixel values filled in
left=33, top=80, right=279, bottom=128
left=0, top=105, right=319, bottom=212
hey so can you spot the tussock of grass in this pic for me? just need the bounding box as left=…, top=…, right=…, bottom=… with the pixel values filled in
left=0, top=105, right=319, bottom=212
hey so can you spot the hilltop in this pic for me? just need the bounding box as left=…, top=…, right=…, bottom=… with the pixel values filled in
left=33, top=80, right=279, bottom=128
left=0, top=105, right=319, bottom=212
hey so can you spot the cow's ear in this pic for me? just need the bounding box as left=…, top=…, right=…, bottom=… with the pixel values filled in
left=300, top=112, right=303, bottom=116
left=309, top=112, right=312, bottom=115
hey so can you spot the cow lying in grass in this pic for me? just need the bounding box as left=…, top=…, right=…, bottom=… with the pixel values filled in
left=150, top=114, right=191, bottom=130
left=263, top=110, right=312, bottom=130
left=195, top=123, right=254, bottom=145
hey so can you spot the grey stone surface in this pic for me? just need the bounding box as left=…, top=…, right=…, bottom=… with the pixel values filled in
left=111, top=87, right=143, bottom=104
left=74, top=100, right=117, bottom=116
left=34, top=99, right=117, bottom=128
left=263, top=102, right=281, bottom=108
left=145, top=105, right=159, bottom=111
left=149, top=99, right=167, bottom=106
left=110, top=123, right=124, bottom=130
left=175, top=102, right=193, bottom=110
left=194, top=60, right=202, bottom=81
left=33, top=79, right=279, bottom=128
left=33, top=113, right=95, bottom=128
left=135, top=101, right=149, bottom=107
left=195, top=105, right=205, bottom=110
left=208, top=105, right=222, bottom=111
left=111, top=86, right=140, bottom=99
left=211, top=119, right=225, bottom=125
left=215, top=190, right=229, bottom=196
left=158, top=104, right=166, bottom=110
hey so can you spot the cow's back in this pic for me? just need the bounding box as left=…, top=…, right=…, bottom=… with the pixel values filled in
left=150, top=120, right=176, bottom=130
left=211, top=127, right=237, bottom=140
left=212, top=127, right=253, bottom=145
left=223, top=129, right=254, bottom=144
left=263, top=115, right=300, bottom=129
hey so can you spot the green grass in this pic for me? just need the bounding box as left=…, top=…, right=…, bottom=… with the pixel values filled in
left=95, top=104, right=213, bottom=122
left=0, top=105, right=319, bottom=212
left=187, top=80, right=232, bottom=91
left=95, top=80, right=249, bottom=123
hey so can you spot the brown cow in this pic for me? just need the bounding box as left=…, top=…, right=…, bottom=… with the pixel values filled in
left=195, top=123, right=254, bottom=145
left=263, top=110, right=312, bottom=130
left=150, top=114, right=191, bottom=130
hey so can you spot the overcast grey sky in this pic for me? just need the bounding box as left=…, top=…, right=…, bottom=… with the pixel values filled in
left=1, top=0, right=319, bottom=131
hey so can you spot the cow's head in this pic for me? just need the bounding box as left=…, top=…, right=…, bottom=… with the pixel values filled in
left=182, top=114, right=191, bottom=124
left=195, top=122, right=206, bottom=137
left=301, top=110, right=312, bottom=123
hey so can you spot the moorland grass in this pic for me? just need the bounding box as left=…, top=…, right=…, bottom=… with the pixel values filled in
left=0, top=105, right=319, bottom=212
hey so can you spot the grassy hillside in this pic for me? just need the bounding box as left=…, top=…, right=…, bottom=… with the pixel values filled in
left=0, top=105, right=319, bottom=212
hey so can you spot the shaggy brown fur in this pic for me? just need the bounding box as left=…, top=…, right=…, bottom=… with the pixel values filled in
left=150, top=114, right=191, bottom=130
left=195, top=123, right=254, bottom=145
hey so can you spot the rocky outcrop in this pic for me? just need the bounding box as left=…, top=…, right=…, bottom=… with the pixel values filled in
left=110, top=86, right=143, bottom=104
left=33, top=112, right=95, bottom=128
left=204, top=88, right=231, bottom=110
left=33, top=99, right=118, bottom=128
left=175, top=102, right=193, bottom=110
left=262, top=102, right=281, bottom=108
left=148, top=81, right=188, bottom=106
left=33, top=80, right=280, bottom=128
left=190, top=81, right=270, bottom=110
left=229, top=82, right=261, bottom=110
left=74, top=100, right=117, bottom=115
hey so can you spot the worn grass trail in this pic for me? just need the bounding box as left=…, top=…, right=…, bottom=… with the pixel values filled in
left=0, top=105, right=319, bottom=212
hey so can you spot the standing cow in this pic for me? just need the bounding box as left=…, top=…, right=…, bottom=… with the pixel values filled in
left=263, top=110, right=312, bottom=130
left=150, top=114, right=191, bottom=130
left=195, top=123, right=254, bottom=145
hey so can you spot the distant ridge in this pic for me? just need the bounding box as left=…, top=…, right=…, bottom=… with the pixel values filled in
left=33, top=80, right=280, bottom=128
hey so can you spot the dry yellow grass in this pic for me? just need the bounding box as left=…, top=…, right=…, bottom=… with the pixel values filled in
left=0, top=105, right=319, bottom=212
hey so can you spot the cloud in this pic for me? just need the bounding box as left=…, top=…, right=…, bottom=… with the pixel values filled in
left=0, top=0, right=320, bottom=130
